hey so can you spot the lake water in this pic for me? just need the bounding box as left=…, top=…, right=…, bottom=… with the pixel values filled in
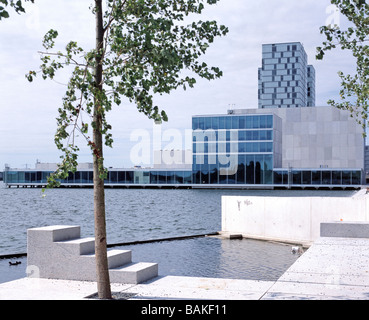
left=0, top=182, right=357, bottom=284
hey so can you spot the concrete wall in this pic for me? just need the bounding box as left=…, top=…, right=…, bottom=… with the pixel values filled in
left=233, top=106, right=364, bottom=170
left=221, top=190, right=369, bottom=245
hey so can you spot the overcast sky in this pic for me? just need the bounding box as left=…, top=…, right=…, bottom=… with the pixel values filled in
left=0, top=0, right=356, bottom=169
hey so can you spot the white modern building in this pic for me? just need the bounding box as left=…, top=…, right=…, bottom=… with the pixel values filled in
left=230, top=106, right=364, bottom=170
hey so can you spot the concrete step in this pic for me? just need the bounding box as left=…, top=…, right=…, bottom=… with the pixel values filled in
left=76, top=249, right=133, bottom=281
left=106, top=249, right=132, bottom=269
left=109, top=262, right=158, bottom=284
left=28, top=225, right=81, bottom=246
left=54, top=237, right=95, bottom=255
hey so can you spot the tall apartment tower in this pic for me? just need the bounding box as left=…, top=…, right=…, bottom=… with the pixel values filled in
left=258, top=42, right=316, bottom=109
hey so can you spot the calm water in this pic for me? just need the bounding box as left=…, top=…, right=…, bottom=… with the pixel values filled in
left=0, top=182, right=357, bottom=283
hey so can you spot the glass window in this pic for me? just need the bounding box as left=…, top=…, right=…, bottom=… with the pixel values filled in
left=193, top=168, right=201, bottom=184
left=266, top=142, right=273, bottom=152
left=260, top=142, right=266, bottom=152
left=312, top=171, right=321, bottom=185
left=246, top=155, right=255, bottom=184
left=126, top=171, right=134, bottom=183
left=42, top=172, right=50, bottom=183
left=30, top=172, right=37, bottom=183
left=292, top=171, right=301, bottom=185
left=273, top=171, right=284, bottom=184
left=252, top=131, right=259, bottom=140
left=217, top=130, right=226, bottom=142
left=259, top=130, right=267, bottom=140
left=174, top=172, right=182, bottom=184
left=232, top=116, right=239, bottom=129
left=212, top=117, right=219, bottom=130
left=225, top=117, right=232, bottom=129
left=183, top=171, right=192, bottom=184
left=219, top=169, right=227, bottom=184
left=302, top=171, right=311, bottom=185
left=239, top=142, right=246, bottom=153
left=252, top=116, right=260, bottom=129
left=267, top=130, right=273, bottom=140
left=236, top=158, right=246, bottom=184
left=246, top=143, right=253, bottom=153
left=259, top=116, right=267, bottom=129
left=109, top=171, right=117, bottom=183
left=255, top=155, right=263, bottom=184
left=332, top=171, right=342, bottom=185
left=35, top=172, right=41, bottom=183
left=352, top=171, right=361, bottom=185
left=266, top=115, right=273, bottom=128
left=204, top=117, right=212, bottom=130
left=246, top=117, right=252, bottom=129
left=227, top=167, right=237, bottom=184
left=192, top=117, right=199, bottom=130
left=73, top=171, right=80, bottom=184
left=157, top=172, right=167, bottom=184
left=150, top=171, right=158, bottom=184
left=342, top=171, right=351, bottom=185
left=209, top=164, right=218, bottom=184
left=239, top=116, right=246, bottom=128
left=264, top=155, right=273, bottom=184
left=246, top=131, right=252, bottom=141
left=252, top=143, right=259, bottom=153
left=201, top=164, right=209, bottom=184
left=322, top=171, right=331, bottom=185
left=198, top=117, right=205, bottom=130
left=219, top=116, right=226, bottom=129
left=166, top=171, right=175, bottom=184
left=81, top=171, right=89, bottom=183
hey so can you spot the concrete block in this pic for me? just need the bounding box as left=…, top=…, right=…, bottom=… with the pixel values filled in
left=106, top=250, right=132, bottom=269
left=109, top=262, right=159, bottom=284
left=27, top=225, right=158, bottom=284
left=28, top=225, right=80, bottom=244
left=54, top=237, right=95, bottom=256
left=321, top=222, right=369, bottom=238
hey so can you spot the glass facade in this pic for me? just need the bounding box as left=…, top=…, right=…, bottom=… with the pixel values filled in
left=4, top=167, right=362, bottom=187
left=258, top=42, right=316, bottom=109
left=3, top=170, right=193, bottom=186
left=192, top=114, right=274, bottom=185
left=273, top=169, right=362, bottom=186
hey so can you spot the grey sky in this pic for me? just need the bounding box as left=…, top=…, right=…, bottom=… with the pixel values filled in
left=0, top=0, right=356, bottom=169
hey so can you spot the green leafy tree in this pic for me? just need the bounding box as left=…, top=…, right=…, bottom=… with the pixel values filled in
left=27, top=0, right=228, bottom=299
left=0, top=0, right=34, bottom=19
left=317, top=0, right=369, bottom=134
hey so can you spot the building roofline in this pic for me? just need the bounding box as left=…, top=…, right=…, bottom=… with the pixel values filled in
left=262, top=41, right=303, bottom=46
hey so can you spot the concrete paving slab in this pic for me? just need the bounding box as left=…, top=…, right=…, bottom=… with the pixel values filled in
left=278, top=271, right=369, bottom=286
left=315, top=237, right=369, bottom=246
left=126, top=276, right=274, bottom=300
left=263, top=281, right=369, bottom=300
left=0, top=277, right=134, bottom=300
left=0, top=276, right=273, bottom=300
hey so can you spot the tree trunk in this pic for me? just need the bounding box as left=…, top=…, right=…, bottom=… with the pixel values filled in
left=93, top=0, right=112, bottom=300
